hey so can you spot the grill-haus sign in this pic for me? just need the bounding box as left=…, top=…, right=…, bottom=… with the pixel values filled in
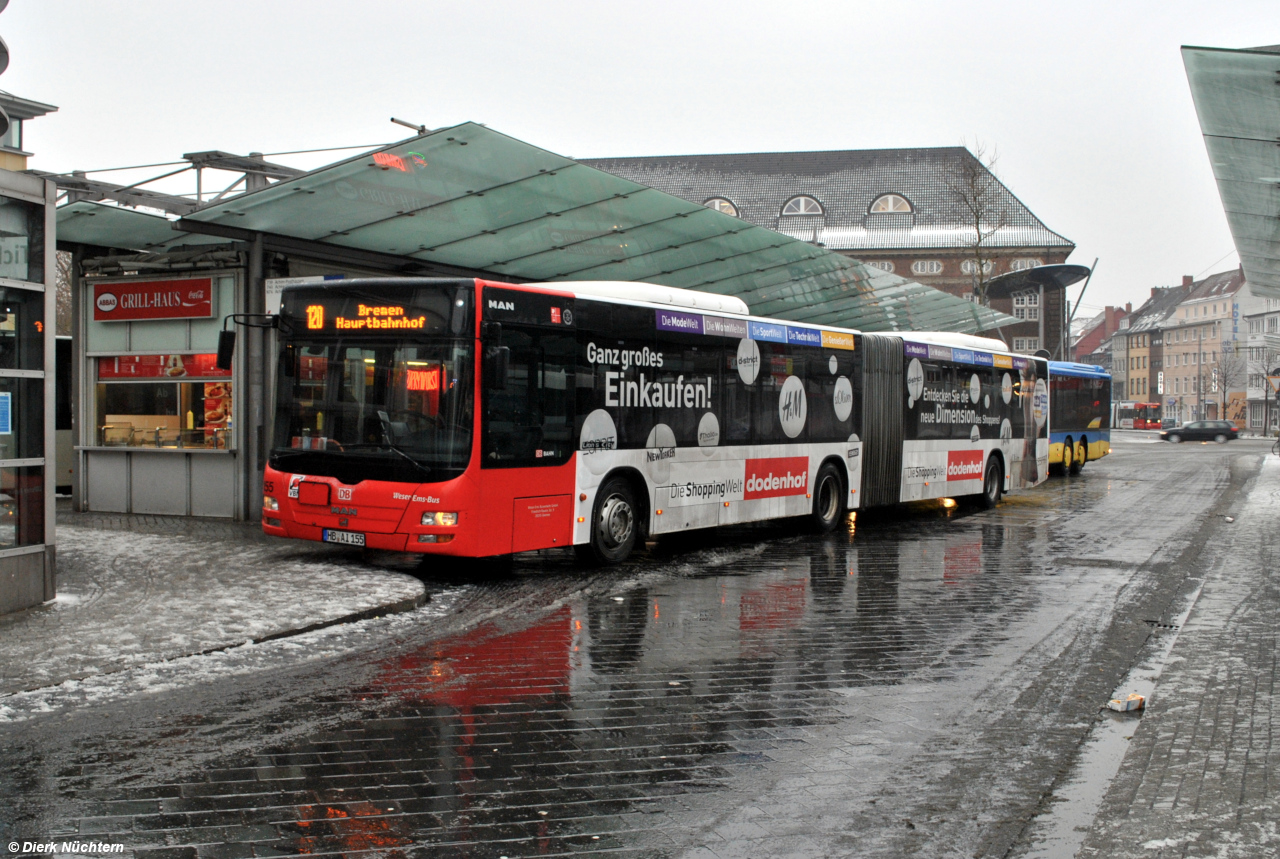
left=93, top=277, right=215, bottom=322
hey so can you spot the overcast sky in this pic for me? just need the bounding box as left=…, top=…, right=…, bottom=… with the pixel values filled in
left=4, top=1, right=1271, bottom=316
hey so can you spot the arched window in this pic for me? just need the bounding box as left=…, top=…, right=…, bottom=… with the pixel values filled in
left=781, top=195, right=823, bottom=216
left=1010, top=258, right=1042, bottom=271
left=864, top=260, right=896, bottom=273
left=960, top=258, right=994, bottom=275
left=911, top=260, right=943, bottom=275
left=869, top=194, right=913, bottom=214
left=704, top=197, right=738, bottom=217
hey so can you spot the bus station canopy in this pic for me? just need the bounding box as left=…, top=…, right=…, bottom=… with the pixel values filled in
left=1183, top=45, right=1280, bottom=298
left=156, top=123, right=1016, bottom=334
left=57, top=200, right=225, bottom=253
left=56, top=124, right=1020, bottom=334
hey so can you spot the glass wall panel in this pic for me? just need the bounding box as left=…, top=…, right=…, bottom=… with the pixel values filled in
left=0, top=465, right=44, bottom=548
left=0, top=195, right=45, bottom=284
left=0, top=286, right=46, bottom=370
left=0, top=377, right=44, bottom=459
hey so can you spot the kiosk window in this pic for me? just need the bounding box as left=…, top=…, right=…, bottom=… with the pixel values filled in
left=95, top=354, right=232, bottom=448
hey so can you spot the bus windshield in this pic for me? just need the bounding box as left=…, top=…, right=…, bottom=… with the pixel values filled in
left=270, top=337, right=474, bottom=483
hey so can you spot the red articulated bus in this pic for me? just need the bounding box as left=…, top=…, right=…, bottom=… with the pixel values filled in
left=261, top=278, right=1049, bottom=563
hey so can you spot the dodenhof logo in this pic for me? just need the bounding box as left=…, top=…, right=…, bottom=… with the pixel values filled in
left=96, top=293, right=118, bottom=313
left=946, top=450, right=984, bottom=481
left=744, top=456, right=809, bottom=500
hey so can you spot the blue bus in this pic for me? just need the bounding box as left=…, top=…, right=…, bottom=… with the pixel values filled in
left=1048, top=361, right=1111, bottom=475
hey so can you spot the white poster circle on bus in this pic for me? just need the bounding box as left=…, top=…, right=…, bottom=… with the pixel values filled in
left=736, top=338, right=761, bottom=385
left=645, top=423, right=677, bottom=483
left=778, top=375, right=807, bottom=438
left=906, top=358, right=924, bottom=408
left=579, top=408, right=617, bottom=476
left=697, top=412, right=720, bottom=454
left=833, top=376, right=853, bottom=422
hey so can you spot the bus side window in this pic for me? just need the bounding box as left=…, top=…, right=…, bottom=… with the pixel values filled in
left=807, top=350, right=856, bottom=442
left=482, top=327, right=574, bottom=468
left=752, top=342, right=803, bottom=444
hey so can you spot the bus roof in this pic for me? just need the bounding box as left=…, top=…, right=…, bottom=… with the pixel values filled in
left=899, top=331, right=1009, bottom=353
left=282, top=277, right=1039, bottom=364
left=1049, top=360, right=1109, bottom=377
left=534, top=280, right=750, bottom=316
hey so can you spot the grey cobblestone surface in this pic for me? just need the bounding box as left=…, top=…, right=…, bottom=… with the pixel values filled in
left=1079, top=454, right=1280, bottom=859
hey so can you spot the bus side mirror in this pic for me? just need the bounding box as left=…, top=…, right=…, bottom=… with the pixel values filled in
left=215, top=330, right=236, bottom=371
left=485, top=346, right=509, bottom=390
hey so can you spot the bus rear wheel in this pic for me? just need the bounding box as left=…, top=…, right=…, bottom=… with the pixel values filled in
left=1069, top=439, right=1086, bottom=475
left=809, top=463, right=845, bottom=533
left=976, top=457, right=1003, bottom=509
left=577, top=476, right=639, bottom=565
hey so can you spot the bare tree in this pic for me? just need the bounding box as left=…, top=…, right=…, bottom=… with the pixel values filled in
left=56, top=250, right=73, bottom=336
left=1246, top=342, right=1280, bottom=434
left=1215, top=345, right=1248, bottom=423
left=938, top=141, right=1013, bottom=306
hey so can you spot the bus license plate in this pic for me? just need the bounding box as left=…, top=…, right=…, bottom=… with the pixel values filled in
left=322, top=529, right=365, bottom=547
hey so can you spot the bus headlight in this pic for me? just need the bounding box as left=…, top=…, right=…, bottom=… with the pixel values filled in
left=263, top=495, right=279, bottom=512
left=421, top=511, right=458, bottom=526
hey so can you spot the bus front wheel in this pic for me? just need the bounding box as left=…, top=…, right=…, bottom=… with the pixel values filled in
left=577, top=476, right=639, bottom=565
left=809, top=463, right=845, bottom=532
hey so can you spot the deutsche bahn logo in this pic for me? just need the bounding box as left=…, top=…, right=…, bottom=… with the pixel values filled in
left=744, top=456, right=809, bottom=500
left=947, top=450, right=984, bottom=481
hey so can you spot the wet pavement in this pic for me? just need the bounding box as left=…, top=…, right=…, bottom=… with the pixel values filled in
left=0, top=507, right=425, bottom=697
left=1, top=433, right=1276, bottom=858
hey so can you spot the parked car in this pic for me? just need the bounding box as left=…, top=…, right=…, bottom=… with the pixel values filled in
left=1159, top=420, right=1239, bottom=444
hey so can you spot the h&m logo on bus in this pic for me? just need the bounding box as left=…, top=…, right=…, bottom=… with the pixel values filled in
left=744, top=457, right=809, bottom=500
left=947, top=450, right=984, bottom=481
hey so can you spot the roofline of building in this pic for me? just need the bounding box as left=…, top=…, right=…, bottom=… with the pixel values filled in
left=0, top=92, right=59, bottom=120
left=1182, top=43, right=1280, bottom=57
left=583, top=145, right=972, bottom=162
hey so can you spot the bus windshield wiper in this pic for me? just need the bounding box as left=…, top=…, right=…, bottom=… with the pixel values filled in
left=339, top=441, right=433, bottom=479
left=381, top=440, right=433, bottom=479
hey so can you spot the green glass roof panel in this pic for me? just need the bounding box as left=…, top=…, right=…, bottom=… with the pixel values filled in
left=1182, top=46, right=1280, bottom=142
left=57, top=201, right=225, bottom=252
left=1183, top=45, right=1280, bottom=296
left=184, top=121, right=1020, bottom=333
